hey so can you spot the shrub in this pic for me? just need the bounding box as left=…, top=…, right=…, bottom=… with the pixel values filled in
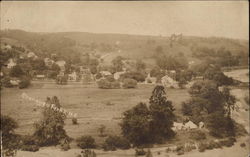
left=122, top=78, right=137, bottom=88
left=207, top=140, right=221, bottom=149
left=80, top=149, right=97, bottom=157
left=177, top=149, right=184, bottom=155
left=189, top=130, right=206, bottom=140
left=21, top=145, right=39, bottom=152
left=97, top=79, right=120, bottom=89
left=1, top=77, right=13, bottom=88
left=61, top=143, right=70, bottom=151
left=219, top=138, right=235, bottom=147
left=95, top=72, right=102, bottom=79
left=110, top=81, right=120, bottom=89
left=76, top=136, right=96, bottom=149
left=19, top=77, right=31, bottom=89
left=176, top=144, right=185, bottom=155
left=98, top=125, right=106, bottom=137
left=146, top=149, right=153, bottom=157
left=198, top=143, right=207, bottom=152
left=240, top=143, right=246, bottom=147
left=21, top=135, right=37, bottom=145
left=135, top=148, right=146, bottom=156
left=56, top=75, right=68, bottom=85
left=72, top=117, right=78, bottom=125
left=102, top=135, right=130, bottom=151
left=121, top=72, right=146, bottom=82
left=244, top=95, right=249, bottom=105
left=147, top=79, right=152, bottom=83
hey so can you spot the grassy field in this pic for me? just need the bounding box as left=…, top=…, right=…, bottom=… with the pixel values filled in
left=1, top=82, right=189, bottom=144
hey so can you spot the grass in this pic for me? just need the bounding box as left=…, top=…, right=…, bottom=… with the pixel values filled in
left=1, top=82, right=189, bottom=145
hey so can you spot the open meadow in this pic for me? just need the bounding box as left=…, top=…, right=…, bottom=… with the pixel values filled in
left=1, top=82, right=190, bottom=144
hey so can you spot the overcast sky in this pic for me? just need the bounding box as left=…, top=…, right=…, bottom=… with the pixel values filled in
left=1, top=1, right=249, bottom=39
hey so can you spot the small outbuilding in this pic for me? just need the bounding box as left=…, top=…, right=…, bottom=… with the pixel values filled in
left=184, top=121, right=198, bottom=130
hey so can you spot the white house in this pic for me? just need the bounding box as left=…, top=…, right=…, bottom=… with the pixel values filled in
left=161, top=75, right=179, bottom=88
left=171, top=122, right=184, bottom=131
left=7, top=59, right=16, bottom=69
left=184, top=121, right=198, bottom=130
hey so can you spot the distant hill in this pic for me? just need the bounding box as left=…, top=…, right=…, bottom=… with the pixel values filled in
left=0, top=29, right=248, bottom=66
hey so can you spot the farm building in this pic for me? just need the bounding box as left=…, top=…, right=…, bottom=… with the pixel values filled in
left=184, top=121, right=198, bottom=130
left=36, top=75, right=45, bottom=80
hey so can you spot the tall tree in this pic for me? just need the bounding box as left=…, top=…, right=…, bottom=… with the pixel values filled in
left=149, top=85, right=175, bottom=142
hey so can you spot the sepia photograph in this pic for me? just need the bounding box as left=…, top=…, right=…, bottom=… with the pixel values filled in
left=0, top=1, right=249, bottom=157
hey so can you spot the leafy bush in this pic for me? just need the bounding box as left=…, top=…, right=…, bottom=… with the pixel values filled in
left=61, top=143, right=70, bottom=151
left=72, top=117, right=78, bottom=125
left=19, top=77, right=31, bottom=89
left=207, top=140, right=221, bottom=149
left=97, top=78, right=120, bottom=89
left=219, top=138, right=235, bottom=147
left=240, top=143, right=246, bottom=147
left=98, top=125, right=106, bottom=137
left=189, top=130, right=206, bottom=140
left=1, top=77, right=13, bottom=88
left=176, top=144, right=185, bottom=155
left=76, top=136, right=96, bottom=149
left=21, top=145, right=39, bottom=152
left=122, top=78, right=137, bottom=88
left=56, top=75, right=68, bottom=85
left=135, top=148, right=146, bottom=156
left=21, top=135, right=37, bottom=145
left=198, top=143, right=207, bottom=152
left=121, top=72, right=146, bottom=82
left=102, top=135, right=130, bottom=151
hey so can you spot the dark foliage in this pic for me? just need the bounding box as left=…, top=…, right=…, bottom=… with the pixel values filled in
left=76, top=136, right=96, bottom=149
